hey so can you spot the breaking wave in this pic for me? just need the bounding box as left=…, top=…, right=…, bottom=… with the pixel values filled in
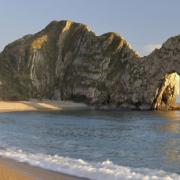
left=0, top=148, right=179, bottom=180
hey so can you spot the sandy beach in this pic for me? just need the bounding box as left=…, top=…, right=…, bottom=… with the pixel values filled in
left=0, top=100, right=89, bottom=180
left=0, top=161, right=31, bottom=180
left=0, top=157, right=85, bottom=180
left=0, top=100, right=89, bottom=112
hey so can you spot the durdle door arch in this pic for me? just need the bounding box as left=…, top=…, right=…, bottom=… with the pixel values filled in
left=0, top=20, right=180, bottom=111
left=141, top=35, right=180, bottom=110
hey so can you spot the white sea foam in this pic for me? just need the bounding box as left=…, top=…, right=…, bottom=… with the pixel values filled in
left=0, top=148, right=179, bottom=180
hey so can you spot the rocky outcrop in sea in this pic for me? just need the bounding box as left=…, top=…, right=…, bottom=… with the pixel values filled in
left=0, top=20, right=179, bottom=110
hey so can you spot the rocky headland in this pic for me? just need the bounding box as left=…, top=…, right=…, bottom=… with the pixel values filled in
left=0, top=20, right=180, bottom=110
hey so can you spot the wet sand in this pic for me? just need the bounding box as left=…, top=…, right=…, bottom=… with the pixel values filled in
left=0, top=100, right=88, bottom=112
left=0, top=161, right=31, bottom=180
left=0, top=156, right=86, bottom=180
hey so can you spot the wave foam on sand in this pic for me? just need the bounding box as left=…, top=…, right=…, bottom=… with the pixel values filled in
left=0, top=148, right=179, bottom=180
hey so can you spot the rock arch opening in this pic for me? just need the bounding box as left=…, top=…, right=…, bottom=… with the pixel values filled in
left=154, top=72, right=179, bottom=110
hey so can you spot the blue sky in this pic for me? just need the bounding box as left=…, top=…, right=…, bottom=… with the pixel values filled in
left=0, top=0, right=180, bottom=56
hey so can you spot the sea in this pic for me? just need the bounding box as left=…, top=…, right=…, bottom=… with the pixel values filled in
left=0, top=109, right=179, bottom=180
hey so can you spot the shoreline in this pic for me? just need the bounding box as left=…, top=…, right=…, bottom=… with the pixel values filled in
left=0, top=100, right=89, bottom=179
left=0, top=100, right=179, bottom=112
left=0, top=100, right=89, bottom=112
left=0, top=156, right=87, bottom=180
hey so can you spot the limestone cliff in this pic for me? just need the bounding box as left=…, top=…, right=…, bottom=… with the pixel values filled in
left=0, top=20, right=179, bottom=110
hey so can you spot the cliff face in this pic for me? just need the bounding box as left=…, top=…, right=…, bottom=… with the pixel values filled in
left=0, top=20, right=179, bottom=110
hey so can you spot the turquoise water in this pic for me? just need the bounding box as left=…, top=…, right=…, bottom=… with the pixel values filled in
left=0, top=110, right=179, bottom=179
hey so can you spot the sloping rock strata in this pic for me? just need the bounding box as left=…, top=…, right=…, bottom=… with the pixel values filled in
left=0, top=20, right=179, bottom=110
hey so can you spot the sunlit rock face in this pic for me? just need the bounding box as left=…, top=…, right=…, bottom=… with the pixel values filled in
left=0, top=20, right=180, bottom=110
left=151, top=73, right=179, bottom=110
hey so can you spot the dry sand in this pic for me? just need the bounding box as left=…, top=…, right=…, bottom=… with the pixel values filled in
left=0, top=100, right=89, bottom=112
